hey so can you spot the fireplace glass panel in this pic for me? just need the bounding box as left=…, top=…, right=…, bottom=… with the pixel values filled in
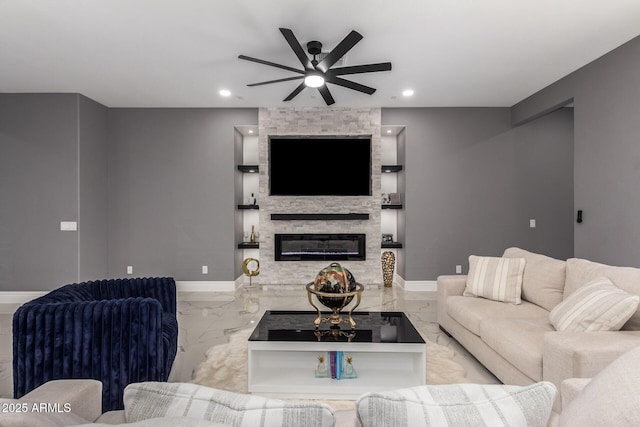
left=275, top=234, right=366, bottom=261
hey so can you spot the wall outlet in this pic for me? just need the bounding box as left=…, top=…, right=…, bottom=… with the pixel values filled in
left=126, top=265, right=133, bottom=275
left=530, top=219, right=536, bottom=228
left=456, top=264, right=462, bottom=274
left=202, top=265, right=208, bottom=274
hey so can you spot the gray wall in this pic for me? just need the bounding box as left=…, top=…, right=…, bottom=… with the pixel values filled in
left=0, top=98, right=256, bottom=291
left=0, top=94, right=574, bottom=289
left=382, top=107, right=574, bottom=280
left=79, top=95, right=109, bottom=281
left=513, top=34, right=640, bottom=267
left=1, top=94, right=80, bottom=290
left=106, top=108, right=257, bottom=281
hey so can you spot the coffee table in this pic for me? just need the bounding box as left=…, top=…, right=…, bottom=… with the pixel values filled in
left=247, top=310, right=426, bottom=399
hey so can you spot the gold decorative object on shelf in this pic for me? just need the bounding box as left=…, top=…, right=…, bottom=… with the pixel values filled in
left=315, top=354, right=329, bottom=377
left=343, top=355, right=357, bottom=378
left=242, top=257, right=260, bottom=286
left=381, top=251, right=395, bottom=287
left=249, top=225, right=256, bottom=243
left=306, top=262, right=364, bottom=329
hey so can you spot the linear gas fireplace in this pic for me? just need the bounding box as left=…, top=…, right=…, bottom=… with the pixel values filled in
left=275, top=234, right=366, bottom=261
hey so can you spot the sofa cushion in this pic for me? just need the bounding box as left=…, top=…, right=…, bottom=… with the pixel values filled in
left=480, top=317, right=554, bottom=381
left=549, top=277, right=639, bottom=332
left=0, top=399, right=91, bottom=427
left=503, top=247, right=566, bottom=311
left=124, top=382, right=335, bottom=427
left=565, top=258, right=640, bottom=330
left=558, top=346, right=640, bottom=427
left=447, top=295, right=548, bottom=336
left=356, top=382, right=557, bottom=427
left=464, top=255, right=526, bottom=304
left=79, top=417, right=229, bottom=427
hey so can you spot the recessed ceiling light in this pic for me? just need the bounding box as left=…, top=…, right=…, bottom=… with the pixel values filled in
left=402, top=89, right=414, bottom=97
left=248, top=129, right=254, bottom=134
left=386, top=129, right=392, bottom=134
left=219, top=89, right=231, bottom=97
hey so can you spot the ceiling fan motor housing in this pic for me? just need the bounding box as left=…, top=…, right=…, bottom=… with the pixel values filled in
left=307, top=40, right=323, bottom=56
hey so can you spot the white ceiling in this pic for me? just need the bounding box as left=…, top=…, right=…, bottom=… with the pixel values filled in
left=2, top=1, right=640, bottom=108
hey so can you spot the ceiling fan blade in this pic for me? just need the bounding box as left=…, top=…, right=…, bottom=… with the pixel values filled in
left=279, top=28, right=313, bottom=70
left=247, top=76, right=305, bottom=87
left=317, top=30, right=363, bottom=73
left=283, top=82, right=306, bottom=101
left=326, top=75, right=376, bottom=95
left=327, top=62, right=392, bottom=76
left=318, top=85, right=335, bottom=106
left=238, top=55, right=304, bottom=75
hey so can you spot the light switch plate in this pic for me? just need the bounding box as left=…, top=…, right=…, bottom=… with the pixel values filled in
left=60, top=221, right=77, bottom=231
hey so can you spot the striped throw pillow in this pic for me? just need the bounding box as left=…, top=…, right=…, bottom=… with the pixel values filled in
left=464, top=255, right=526, bottom=304
left=549, top=277, right=640, bottom=331
left=356, top=382, right=557, bottom=427
left=124, top=382, right=335, bottom=427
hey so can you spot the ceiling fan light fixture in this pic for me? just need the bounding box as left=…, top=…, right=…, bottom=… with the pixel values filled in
left=239, top=28, right=391, bottom=105
left=304, top=74, right=325, bottom=88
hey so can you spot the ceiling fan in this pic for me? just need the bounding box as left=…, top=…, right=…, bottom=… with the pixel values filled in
left=238, top=28, right=392, bottom=105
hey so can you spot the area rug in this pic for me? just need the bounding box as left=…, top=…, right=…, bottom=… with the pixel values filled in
left=191, top=328, right=466, bottom=410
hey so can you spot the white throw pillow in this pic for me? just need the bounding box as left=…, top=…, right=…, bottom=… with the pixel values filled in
left=464, top=255, right=526, bottom=304
left=356, top=382, right=557, bottom=427
left=124, top=382, right=334, bottom=427
left=549, top=277, right=640, bottom=331
left=79, top=417, right=229, bottom=427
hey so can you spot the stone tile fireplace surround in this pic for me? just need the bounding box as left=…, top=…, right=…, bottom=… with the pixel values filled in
left=258, top=107, right=382, bottom=285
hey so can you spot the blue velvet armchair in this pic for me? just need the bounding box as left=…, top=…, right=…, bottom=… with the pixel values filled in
left=12, top=277, right=178, bottom=412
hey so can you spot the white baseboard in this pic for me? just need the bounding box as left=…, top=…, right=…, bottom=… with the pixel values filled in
left=403, top=280, right=438, bottom=292
left=392, top=274, right=406, bottom=289
left=0, top=282, right=239, bottom=303
left=1, top=291, right=48, bottom=304
left=0, top=280, right=437, bottom=302
left=175, top=281, right=237, bottom=292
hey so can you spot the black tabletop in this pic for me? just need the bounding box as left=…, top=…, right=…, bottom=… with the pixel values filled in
left=249, top=310, right=425, bottom=344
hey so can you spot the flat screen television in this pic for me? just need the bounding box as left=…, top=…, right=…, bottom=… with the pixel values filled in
left=269, top=136, right=372, bottom=196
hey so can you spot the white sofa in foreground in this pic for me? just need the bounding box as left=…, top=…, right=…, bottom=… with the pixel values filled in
left=3, top=344, right=640, bottom=426
left=437, top=247, right=640, bottom=410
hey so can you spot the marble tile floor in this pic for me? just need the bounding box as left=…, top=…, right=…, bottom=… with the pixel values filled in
left=0, top=284, right=498, bottom=399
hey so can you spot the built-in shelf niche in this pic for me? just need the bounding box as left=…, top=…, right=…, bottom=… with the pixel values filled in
left=381, top=165, right=403, bottom=173
left=382, top=242, right=403, bottom=249
left=238, top=242, right=259, bottom=249
left=237, top=125, right=259, bottom=286
left=237, top=165, right=259, bottom=173
left=381, top=125, right=405, bottom=253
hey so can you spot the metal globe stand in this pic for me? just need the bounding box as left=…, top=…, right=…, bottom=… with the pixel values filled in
left=306, top=282, right=364, bottom=329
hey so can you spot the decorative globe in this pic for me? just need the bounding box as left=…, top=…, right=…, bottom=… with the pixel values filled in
left=313, top=262, right=357, bottom=309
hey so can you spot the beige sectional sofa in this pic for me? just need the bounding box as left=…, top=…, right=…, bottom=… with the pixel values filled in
left=4, top=344, right=640, bottom=427
left=437, top=247, right=640, bottom=409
